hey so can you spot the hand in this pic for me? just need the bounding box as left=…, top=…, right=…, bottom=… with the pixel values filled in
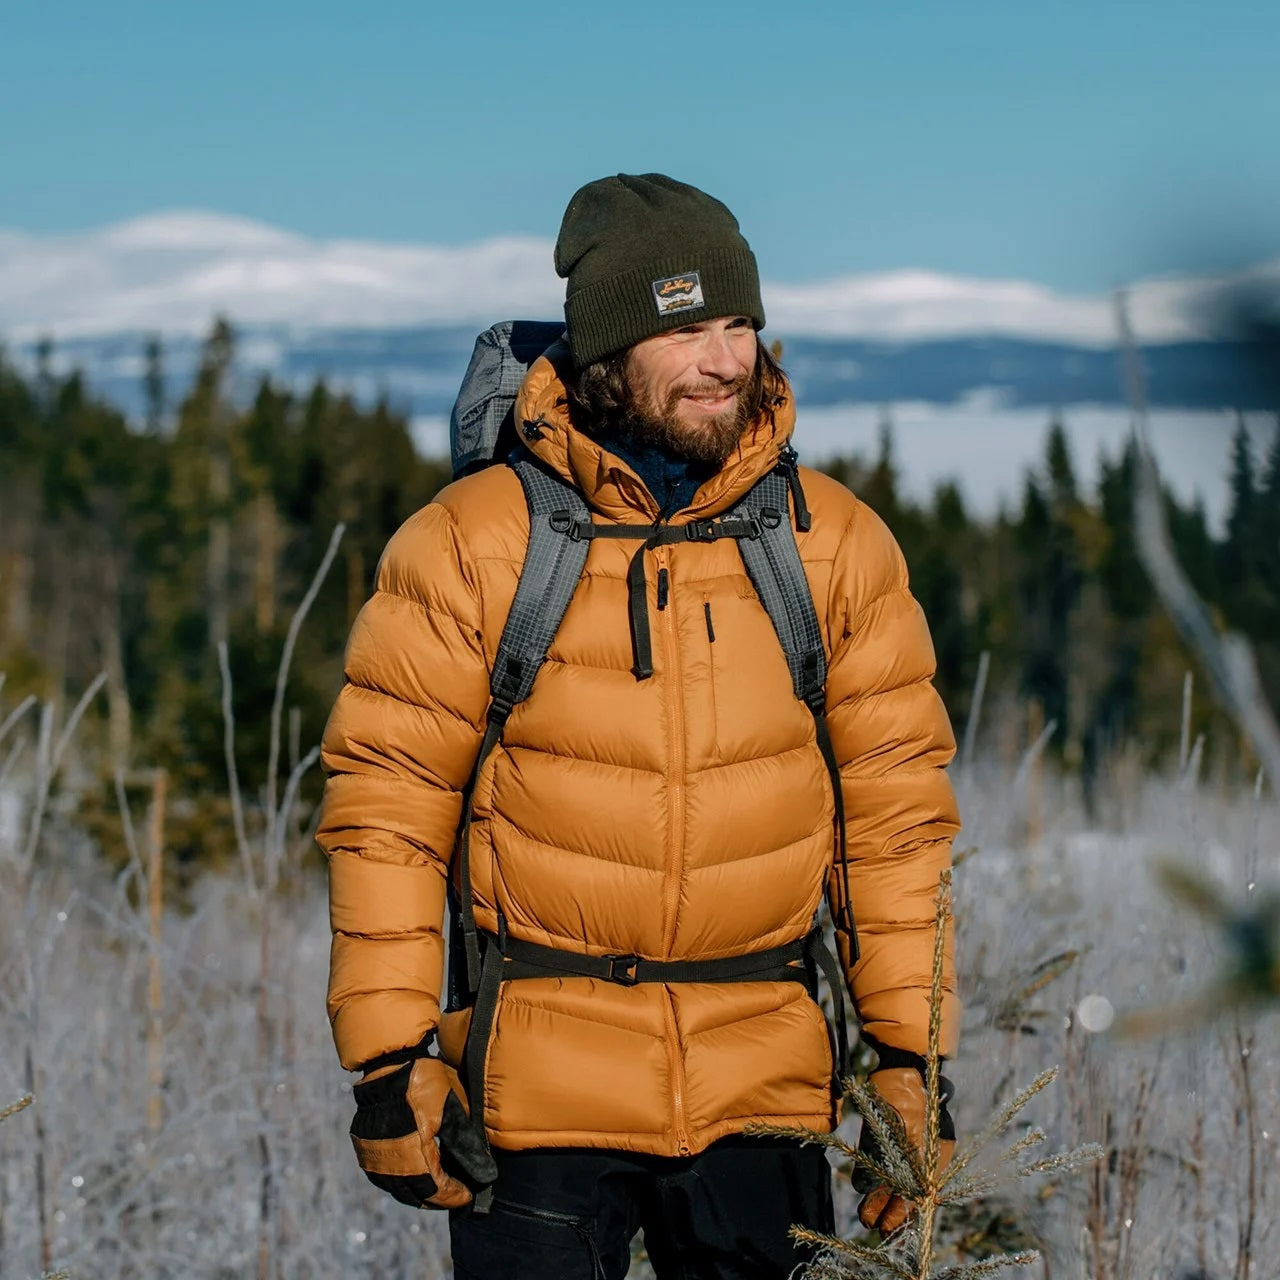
left=350, top=1057, right=497, bottom=1210
left=855, top=1066, right=955, bottom=1237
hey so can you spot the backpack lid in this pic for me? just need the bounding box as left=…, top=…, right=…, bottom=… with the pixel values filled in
left=449, top=320, right=567, bottom=480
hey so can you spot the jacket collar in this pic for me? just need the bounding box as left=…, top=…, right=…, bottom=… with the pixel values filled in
left=512, top=347, right=797, bottom=524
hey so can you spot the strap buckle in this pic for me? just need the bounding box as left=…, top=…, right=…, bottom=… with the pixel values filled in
left=605, top=954, right=641, bottom=985
left=549, top=510, right=592, bottom=542
left=684, top=521, right=718, bottom=542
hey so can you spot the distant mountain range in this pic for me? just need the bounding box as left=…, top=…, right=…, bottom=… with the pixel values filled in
left=12, top=325, right=1278, bottom=429
left=2, top=210, right=1277, bottom=422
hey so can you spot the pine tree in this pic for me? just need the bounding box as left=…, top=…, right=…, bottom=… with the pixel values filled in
left=143, top=333, right=166, bottom=434
left=862, top=408, right=902, bottom=529
left=1220, top=412, right=1261, bottom=632
left=1261, top=416, right=1280, bottom=557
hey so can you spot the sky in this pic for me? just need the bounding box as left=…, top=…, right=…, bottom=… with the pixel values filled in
left=3, top=1, right=1279, bottom=291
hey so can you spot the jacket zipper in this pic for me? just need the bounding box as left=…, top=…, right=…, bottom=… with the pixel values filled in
left=658, top=548, right=685, bottom=954
left=656, top=546, right=691, bottom=1154
left=662, top=989, right=692, bottom=1156
left=491, top=1198, right=604, bottom=1279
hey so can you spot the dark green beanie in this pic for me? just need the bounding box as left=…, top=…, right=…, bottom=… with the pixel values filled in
left=555, top=173, right=765, bottom=369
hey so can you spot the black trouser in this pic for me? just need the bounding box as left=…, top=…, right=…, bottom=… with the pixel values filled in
left=449, top=1136, right=834, bottom=1280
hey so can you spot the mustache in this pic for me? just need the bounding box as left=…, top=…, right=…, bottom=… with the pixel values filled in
left=671, top=374, right=750, bottom=400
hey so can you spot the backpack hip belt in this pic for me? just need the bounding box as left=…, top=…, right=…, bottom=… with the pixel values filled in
left=460, top=920, right=850, bottom=1209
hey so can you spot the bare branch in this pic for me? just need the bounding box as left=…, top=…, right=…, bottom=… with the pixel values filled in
left=217, top=640, right=256, bottom=897
left=265, top=523, right=344, bottom=847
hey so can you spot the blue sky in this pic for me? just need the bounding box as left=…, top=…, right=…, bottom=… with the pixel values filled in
left=4, top=0, right=1278, bottom=290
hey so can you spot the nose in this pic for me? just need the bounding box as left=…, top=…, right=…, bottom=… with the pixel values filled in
left=695, top=328, right=745, bottom=382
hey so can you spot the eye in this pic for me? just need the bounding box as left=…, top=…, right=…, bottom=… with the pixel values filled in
left=726, top=317, right=753, bottom=330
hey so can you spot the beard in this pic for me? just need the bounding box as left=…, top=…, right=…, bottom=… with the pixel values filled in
left=615, top=371, right=754, bottom=466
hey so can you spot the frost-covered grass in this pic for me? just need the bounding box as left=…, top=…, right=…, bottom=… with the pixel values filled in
left=948, top=755, right=1279, bottom=1279
left=0, top=732, right=1276, bottom=1278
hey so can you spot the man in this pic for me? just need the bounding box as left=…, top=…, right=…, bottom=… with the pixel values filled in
left=319, top=174, right=960, bottom=1278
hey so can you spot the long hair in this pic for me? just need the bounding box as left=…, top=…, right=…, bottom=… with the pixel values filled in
left=563, top=335, right=787, bottom=437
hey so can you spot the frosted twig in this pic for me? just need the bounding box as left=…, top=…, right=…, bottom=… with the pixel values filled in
left=790, top=1226, right=919, bottom=1278
left=0, top=737, right=24, bottom=801
left=1011, top=720, right=1058, bottom=793
left=113, top=767, right=143, bottom=868
left=217, top=639, right=256, bottom=897
left=1017, top=1143, right=1107, bottom=1177
left=18, top=702, right=54, bottom=871
left=0, top=693, right=37, bottom=745
left=946, top=1068, right=1059, bottom=1187
left=931, top=1254, right=1040, bottom=1279
left=960, top=651, right=990, bottom=773
left=265, top=522, right=344, bottom=850
left=270, top=744, right=321, bottom=886
left=50, top=670, right=108, bottom=773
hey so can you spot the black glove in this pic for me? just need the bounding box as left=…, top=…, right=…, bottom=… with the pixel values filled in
left=350, top=1058, right=498, bottom=1209
left=853, top=1045, right=957, bottom=1237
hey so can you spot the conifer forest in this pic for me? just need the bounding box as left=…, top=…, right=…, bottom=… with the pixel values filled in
left=1, top=320, right=1278, bottom=1277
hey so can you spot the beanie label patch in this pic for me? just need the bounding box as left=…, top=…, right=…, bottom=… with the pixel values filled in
left=651, top=272, right=704, bottom=316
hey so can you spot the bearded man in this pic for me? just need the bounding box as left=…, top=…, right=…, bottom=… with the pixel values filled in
left=319, top=174, right=960, bottom=1279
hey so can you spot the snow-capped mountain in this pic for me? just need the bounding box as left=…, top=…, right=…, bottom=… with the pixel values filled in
left=3, top=209, right=1276, bottom=347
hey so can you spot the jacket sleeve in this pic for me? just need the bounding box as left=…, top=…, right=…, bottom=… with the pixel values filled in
left=318, top=501, right=490, bottom=1073
left=823, top=499, right=961, bottom=1059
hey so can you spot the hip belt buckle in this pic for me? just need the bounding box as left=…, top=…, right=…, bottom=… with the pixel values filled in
left=605, top=954, right=641, bottom=985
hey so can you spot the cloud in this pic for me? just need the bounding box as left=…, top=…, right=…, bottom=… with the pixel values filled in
left=1, top=210, right=1277, bottom=346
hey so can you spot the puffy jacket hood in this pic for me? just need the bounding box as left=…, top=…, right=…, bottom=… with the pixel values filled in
left=513, top=349, right=795, bottom=524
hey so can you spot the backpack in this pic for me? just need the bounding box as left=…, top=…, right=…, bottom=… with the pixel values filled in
left=446, top=323, right=856, bottom=1197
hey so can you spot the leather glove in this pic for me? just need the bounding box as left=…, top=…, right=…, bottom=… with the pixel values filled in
left=854, top=1065, right=956, bottom=1237
left=350, top=1057, right=498, bottom=1210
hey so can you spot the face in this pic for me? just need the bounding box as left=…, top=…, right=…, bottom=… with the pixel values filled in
left=621, top=316, right=759, bottom=464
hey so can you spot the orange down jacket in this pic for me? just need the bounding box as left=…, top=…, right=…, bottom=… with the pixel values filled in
left=319, top=353, right=960, bottom=1157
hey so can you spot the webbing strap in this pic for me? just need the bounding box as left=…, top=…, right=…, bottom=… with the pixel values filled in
left=554, top=515, right=762, bottom=679
left=461, top=926, right=847, bottom=1181
left=454, top=456, right=591, bottom=996
left=732, top=469, right=857, bottom=949
left=500, top=932, right=810, bottom=985
left=803, top=928, right=851, bottom=1092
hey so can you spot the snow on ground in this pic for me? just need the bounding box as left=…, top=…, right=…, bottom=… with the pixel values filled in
left=1, top=739, right=1276, bottom=1278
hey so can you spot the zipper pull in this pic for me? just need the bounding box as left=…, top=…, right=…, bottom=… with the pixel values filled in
left=704, top=600, right=716, bottom=642
left=657, top=567, right=669, bottom=611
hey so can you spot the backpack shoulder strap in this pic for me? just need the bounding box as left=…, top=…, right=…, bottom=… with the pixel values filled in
left=451, top=451, right=591, bottom=1000
left=731, top=465, right=858, bottom=953
left=491, top=455, right=593, bottom=713
left=731, top=467, right=826, bottom=707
